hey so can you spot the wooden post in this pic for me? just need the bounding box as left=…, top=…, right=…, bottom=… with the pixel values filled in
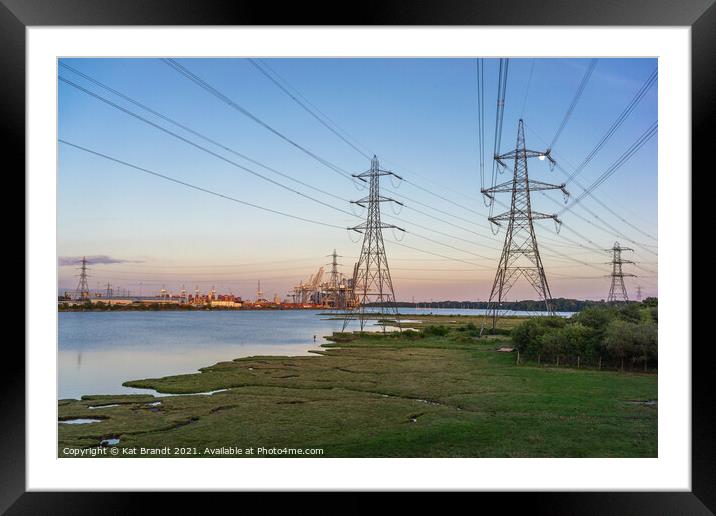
left=516, top=350, right=520, bottom=365
left=537, top=354, right=541, bottom=366
left=598, top=356, right=602, bottom=370
left=577, top=356, right=580, bottom=369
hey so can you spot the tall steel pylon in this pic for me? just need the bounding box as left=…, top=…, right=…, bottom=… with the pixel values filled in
left=327, top=249, right=341, bottom=288
left=606, top=241, right=636, bottom=302
left=342, top=155, right=404, bottom=332
left=325, top=249, right=344, bottom=311
left=481, top=119, right=569, bottom=331
left=74, top=256, right=91, bottom=301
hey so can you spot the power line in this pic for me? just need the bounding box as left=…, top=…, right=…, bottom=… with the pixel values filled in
left=489, top=59, right=509, bottom=198
left=550, top=58, right=598, bottom=149
left=247, top=58, right=493, bottom=223
left=59, top=61, right=354, bottom=209
left=61, top=65, right=503, bottom=259
left=520, top=59, right=536, bottom=119
left=537, top=186, right=658, bottom=256
left=60, top=140, right=504, bottom=273
left=565, top=66, right=657, bottom=184
left=59, top=140, right=345, bottom=230
left=162, top=58, right=357, bottom=183
left=257, top=58, right=374, bottom=159
left=560, top=121, right=658, bottom=214
left=523, top=120, right=659, bottom=244
left=248, top=58, right=372, bottom=160
left=58, top=75, right=357, bottom=220
left=476, top=58, right=486, bottom=191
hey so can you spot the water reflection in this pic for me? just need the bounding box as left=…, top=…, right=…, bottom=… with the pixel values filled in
left=59, top=310, right=374, bottom=399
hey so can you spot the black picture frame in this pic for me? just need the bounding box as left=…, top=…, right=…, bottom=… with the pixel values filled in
left=6, top=0, right=706, bottom=512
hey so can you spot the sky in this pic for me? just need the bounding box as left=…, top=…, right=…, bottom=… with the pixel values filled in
left=57, top=57, right=658, bottom=302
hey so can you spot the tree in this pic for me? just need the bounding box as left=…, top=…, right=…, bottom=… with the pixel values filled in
left=616, top=303, right=642, bottom=323
left=604, top=319, right=637, bottom=371
left=562, top=323, right=592, bottom=367
left=632, top=321, right=658, bottom=371
left=541, top=330, right=566, bottom=366
left=511, top=317, right=565, bottom=358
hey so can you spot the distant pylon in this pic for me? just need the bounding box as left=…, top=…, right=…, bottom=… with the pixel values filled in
left=105, top=282, right=113, bottom=300
left=256, top=280, right=263, bottom=301
left=635, top=285, right=643, bottom=301
left=481, top=119, right=569, bottom=331
left=74, top=257, right=91, bottom=301
left=327, top=249, right=341, bottom=289
left=606, top=242, right=636, bottom=302
left=326, top=249, right=344, bottom=311
left=342, top=155, right=404, bottom=332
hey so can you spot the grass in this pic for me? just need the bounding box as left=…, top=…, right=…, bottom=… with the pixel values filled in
left=58, top=316, right=657, bottom=458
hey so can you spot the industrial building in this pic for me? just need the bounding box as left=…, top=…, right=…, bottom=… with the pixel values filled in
left=288, top=250, right=356, bottom=309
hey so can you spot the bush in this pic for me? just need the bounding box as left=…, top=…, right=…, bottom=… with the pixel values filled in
left=616, top=303, right=642, bottom=323
left=457, top=323, right=481, bottom=337
left=603, top=319, right=657, bottom=371
left=422, top=325, right=450, bottom=337
left=401, top=329, right=424, bottom=340
left=511, top=317, right=566, bottom=357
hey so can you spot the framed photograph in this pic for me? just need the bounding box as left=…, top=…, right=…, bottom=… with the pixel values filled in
left=9, top=0, right=708, bottom=512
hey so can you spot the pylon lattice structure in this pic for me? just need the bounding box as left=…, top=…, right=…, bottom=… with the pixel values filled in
left=342, top=156, right=404, bottom=332
left=481, top=119, right=570, bottom=331
left=327, top=249, right=341, bottom=288
left=74, top=256, right=91, bottom=301
left=325, top=249, right=345, bottom=310
left=635, top=285, right=643, bottom=302
left=606, top=241, right=636, bottom=302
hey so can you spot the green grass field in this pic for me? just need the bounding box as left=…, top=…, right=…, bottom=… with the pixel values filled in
left=58, top=317, right=657, bottom=458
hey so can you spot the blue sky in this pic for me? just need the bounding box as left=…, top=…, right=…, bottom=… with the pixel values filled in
left=57, top=57, right=657, bottom=301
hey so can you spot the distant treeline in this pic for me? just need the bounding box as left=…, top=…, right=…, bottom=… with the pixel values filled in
left=372, top=298, right=657, bottom=313
left=58, top=302, right=250, bottom=312
left=510, top=299, right=658, bottom=372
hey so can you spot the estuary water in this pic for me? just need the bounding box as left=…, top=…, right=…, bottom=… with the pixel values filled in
left=59, top=310, right=348, bottom=399
left=58, top=308, right=572, bottom=399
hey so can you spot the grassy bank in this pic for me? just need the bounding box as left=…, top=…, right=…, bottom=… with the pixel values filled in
left=58, top=317, right=657, bottom=458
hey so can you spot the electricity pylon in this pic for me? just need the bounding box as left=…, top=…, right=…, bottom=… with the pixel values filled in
left=327, top=249, right=341, bottom=288
left=342, top=155, right=404, bottom=332
left=74, top=256, right=91, bottom=301
left=325, top=249, right=343, bottom=310
left=481, top=119, right=569, bottom=331
left=606, top=241, right=636, bottom=302
left=635, top=285, right=643, bottom=302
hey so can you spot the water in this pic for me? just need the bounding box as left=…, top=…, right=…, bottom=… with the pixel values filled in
left=59, top=418, right=103, bottom=425
left=59, top=310, right=361, bottom=400
left=58, top=308, right=574, bottom=400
